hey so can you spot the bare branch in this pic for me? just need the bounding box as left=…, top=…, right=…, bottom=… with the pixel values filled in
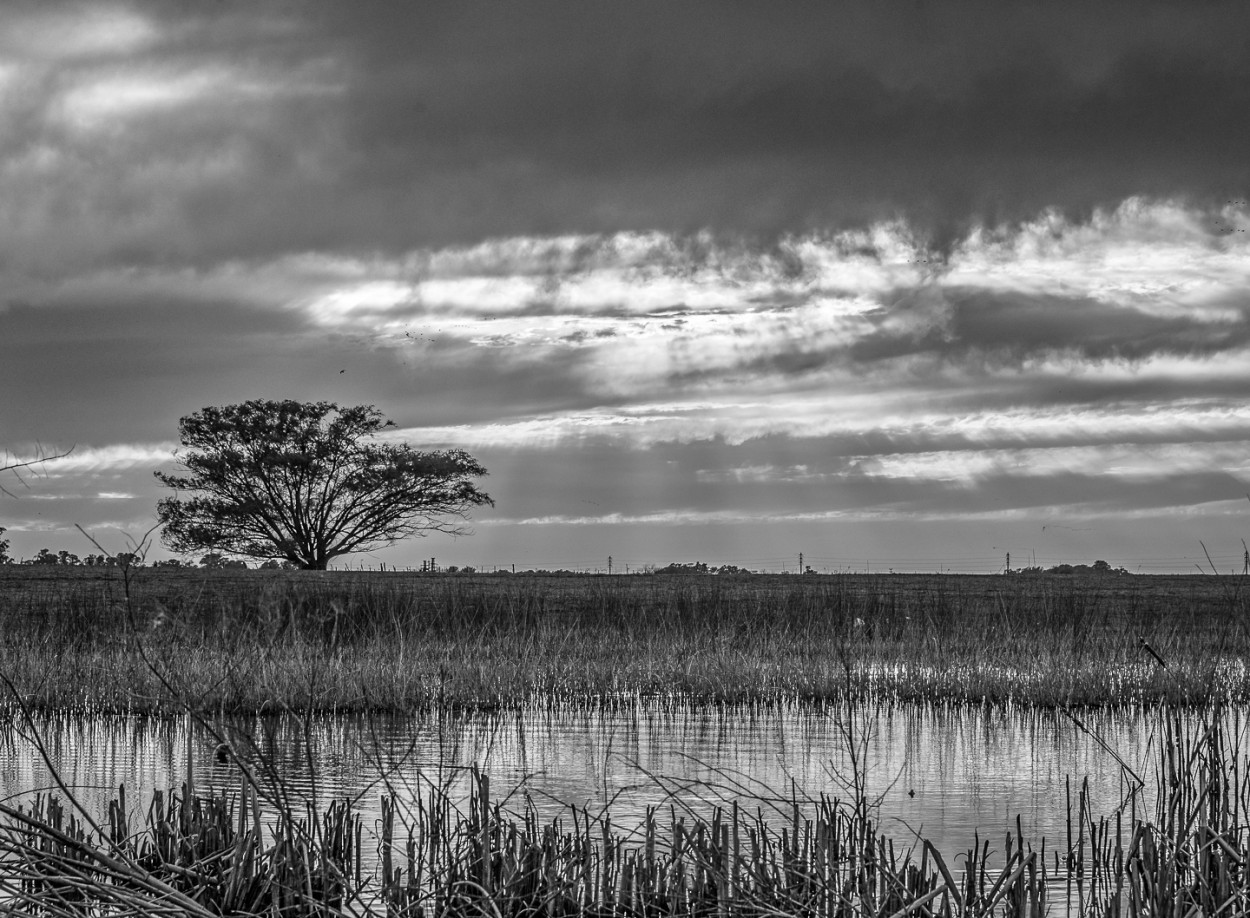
left=0, top=444, right=74, bottom=498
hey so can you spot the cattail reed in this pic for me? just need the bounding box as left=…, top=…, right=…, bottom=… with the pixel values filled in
left=1, top=767, right=1046, bottom=917
left=6, top=703, right=1250, bottom=915
left=0, top=773, right=361, bottom=917
left=8, top=711, right=1250, bottom=917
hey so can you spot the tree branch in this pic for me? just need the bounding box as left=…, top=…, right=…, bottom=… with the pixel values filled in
left=0, top=445, right=74, bottom=498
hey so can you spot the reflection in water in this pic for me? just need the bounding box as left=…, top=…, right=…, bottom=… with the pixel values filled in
left=0, top=700, right=1226, bottom=865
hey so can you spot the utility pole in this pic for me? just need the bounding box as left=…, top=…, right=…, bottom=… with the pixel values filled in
left=1006, top=552, right=1011, bottom=573
left=799, top=552, right=803, bottom=574
left=608, top=555, right=613, bottom=575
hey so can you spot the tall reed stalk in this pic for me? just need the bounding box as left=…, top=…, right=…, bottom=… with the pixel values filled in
left=1057, top=705, right=1250, bottom=916
left=0, top=767, right=1050, bottom=917
left=4, top=706, right=1250, bottom=916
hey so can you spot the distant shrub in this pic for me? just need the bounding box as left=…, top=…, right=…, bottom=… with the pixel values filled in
left=200, top=552, right=248, bottom=569
left=258, top=559, right=298, bottom=570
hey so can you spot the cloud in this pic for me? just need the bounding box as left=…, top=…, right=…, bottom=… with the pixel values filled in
left=9, top=198, right=1250, bottom=451
left=856, top=442, right=1250, bottom=485
left=402, top=396, right=1250, bottom=458
left=487, top=489, right=1250, bottom=530
left=228, top=201, right=1249, bottom=419
left=5, top=3, right=1250, bottom=277
left=42, top=443, right=176, bottom=474
left=2, top=4, right=159, bottom=61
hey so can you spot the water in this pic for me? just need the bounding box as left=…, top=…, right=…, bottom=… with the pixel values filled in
left=0, top=698, right=1206, bottom=865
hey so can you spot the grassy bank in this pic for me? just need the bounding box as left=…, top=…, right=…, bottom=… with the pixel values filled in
left=0, top=567, right=1247, bottom=713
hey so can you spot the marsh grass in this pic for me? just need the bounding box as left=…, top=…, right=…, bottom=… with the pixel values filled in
left=0, top=778, right=360, bottom=917
left=1054, top=705, right=1250, bottom=916
left=0, top=568, right=1248, bottom=712
left=4, top=705, right=1250, bottom=916
left=0, top=753, right=1046, bottom=916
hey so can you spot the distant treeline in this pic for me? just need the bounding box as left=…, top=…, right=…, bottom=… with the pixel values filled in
left=0, top=547, right=292, bottom=570
left=0, top=545, right=1140, bottom=577
left=1011, top=559, right=1131, bottom=576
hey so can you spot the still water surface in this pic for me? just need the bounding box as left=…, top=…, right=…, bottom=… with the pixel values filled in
left=0, top=700, right=1224, bottom=862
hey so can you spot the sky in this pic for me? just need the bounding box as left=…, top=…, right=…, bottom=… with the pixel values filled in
left=3, top=2, right=1250, bottom=573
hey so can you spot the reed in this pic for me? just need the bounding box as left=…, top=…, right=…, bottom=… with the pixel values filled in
left=0, top=776, right=360, bottom=917
left=0, top=767, right=1045, bottom=916
left=1057, top=705, right=1250, bottom=917
left=0, top=567, right=1248, bottom=712
left=7, top=706, right=1250, bottom=917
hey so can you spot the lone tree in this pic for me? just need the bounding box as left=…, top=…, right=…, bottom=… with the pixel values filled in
left=155, top=400, right=493, bottom=569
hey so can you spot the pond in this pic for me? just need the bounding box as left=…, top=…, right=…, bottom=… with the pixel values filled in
left=0, top=697, right=1209, bottom=870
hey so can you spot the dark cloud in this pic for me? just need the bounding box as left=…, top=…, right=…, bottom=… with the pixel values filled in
left=308, top=35, right=1250, bottom=253
left=9, top=2, right=1250, bottom=272
left=904, top=469, right=1250, bottom=518
left=703, top=421, right=1250, bottom=464
left=853, top=289, right=1250, bottom=365
left=0, top=292, right=610, bottom=445
left=382, top=346, right=603, bottom=427
left=477, top=436, right=1250, bottom=526
left=962, top=373, right=1250, bottom=415
left=946, top=293, right=1250, bottom=362
left=0, top=298, right=309, bottom=442
left=662, top=286, right=1250, bottom=392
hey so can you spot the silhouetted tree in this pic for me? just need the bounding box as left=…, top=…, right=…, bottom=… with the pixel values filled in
left=156, top=400, right=493, bottom=570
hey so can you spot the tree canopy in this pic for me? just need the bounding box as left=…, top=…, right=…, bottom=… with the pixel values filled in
left=155, top=400, right=493, bottom=569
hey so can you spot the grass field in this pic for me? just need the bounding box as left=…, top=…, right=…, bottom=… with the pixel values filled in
left=0, top=566, right=1247, bottom=713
